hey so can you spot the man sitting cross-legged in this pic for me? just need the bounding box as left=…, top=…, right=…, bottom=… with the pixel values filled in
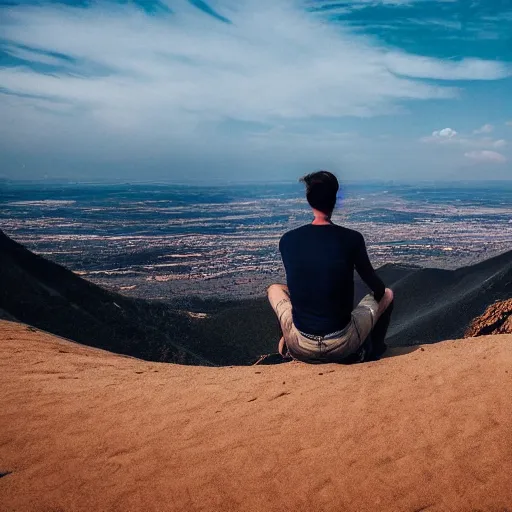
left=267, top=171, right=394, bottom=364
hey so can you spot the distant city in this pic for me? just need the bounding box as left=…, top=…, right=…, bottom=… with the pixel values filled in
left=2, top=181, right=511, bottom=300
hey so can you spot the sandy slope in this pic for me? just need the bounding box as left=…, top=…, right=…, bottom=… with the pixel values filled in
left=1, top=320, right=511, bottom=512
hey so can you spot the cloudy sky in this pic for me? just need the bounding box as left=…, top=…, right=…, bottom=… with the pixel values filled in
left=1, top=0, right=511, bottom=182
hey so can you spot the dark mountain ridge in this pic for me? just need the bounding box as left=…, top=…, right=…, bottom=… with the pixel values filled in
left=0, top=230, right=207, bottom=365
left=1, top=229, right=510, bottom=365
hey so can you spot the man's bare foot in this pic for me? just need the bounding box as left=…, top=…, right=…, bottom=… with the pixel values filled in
left=377, top=288, right=394, bottom=316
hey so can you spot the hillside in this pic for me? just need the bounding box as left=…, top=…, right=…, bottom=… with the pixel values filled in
left=0, top=320, right=511, bottom=511
left=1, top=229, right=511, bottom=365
left=0, top=230, right=205, bottom=365
left=186, top=250, right=512, bottom=358
left=384, top=250, right=512, bottom=346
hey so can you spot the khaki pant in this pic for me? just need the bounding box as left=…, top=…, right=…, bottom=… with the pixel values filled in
left=268, top=285, right=380, bottom=363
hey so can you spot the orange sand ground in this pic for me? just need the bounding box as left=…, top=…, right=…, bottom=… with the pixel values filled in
left=1, top=319, right=511, bottom=512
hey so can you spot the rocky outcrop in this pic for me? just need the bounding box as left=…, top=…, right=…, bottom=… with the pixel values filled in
left=464, top=298, right=512, bottom=337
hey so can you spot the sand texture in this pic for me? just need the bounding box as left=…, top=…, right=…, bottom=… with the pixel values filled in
left=1, top=319, right=511, bottom=512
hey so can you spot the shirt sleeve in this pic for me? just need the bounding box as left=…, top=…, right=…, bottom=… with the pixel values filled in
left=278, top=233, right=285, bottom=255
left=353, top=232, right=385, bottom=301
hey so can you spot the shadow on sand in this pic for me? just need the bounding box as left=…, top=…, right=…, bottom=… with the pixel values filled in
left=252, top=345, right=422, bottom=365
left=382, top=346, right=422, bottom=359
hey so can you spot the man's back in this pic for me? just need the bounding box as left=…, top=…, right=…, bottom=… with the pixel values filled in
left=279, top=223, right=385, bottom=336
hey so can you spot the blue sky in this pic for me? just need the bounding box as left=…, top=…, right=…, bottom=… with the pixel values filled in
left=0, top=0, right=511, bottom=182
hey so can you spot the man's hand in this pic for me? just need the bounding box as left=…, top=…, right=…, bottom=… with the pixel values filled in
left=377, top=288, right=394, bottom=317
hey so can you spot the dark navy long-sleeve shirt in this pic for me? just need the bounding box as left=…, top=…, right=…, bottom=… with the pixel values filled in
left=279, top=223, right=385, bottom=336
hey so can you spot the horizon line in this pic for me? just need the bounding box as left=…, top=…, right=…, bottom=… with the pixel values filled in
left=2, top=178, right=512, bottom=187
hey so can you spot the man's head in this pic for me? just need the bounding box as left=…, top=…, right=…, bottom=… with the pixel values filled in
left=300, top=170, right=339, bottom=216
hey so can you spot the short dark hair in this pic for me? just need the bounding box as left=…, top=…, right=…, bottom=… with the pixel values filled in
left=300, top=170, right=339, bottom=215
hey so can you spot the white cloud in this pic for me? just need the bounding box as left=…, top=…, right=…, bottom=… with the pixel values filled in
left=0, top=1, right=508, bottom=130
left=312, top=0, right=468, bottom=8
left=421, top=128, right=507, bottom=151
left=432, top=127, right=457, bottom=138
left=473, top=123, right=494, bottom=134
left=0, top=1, right=467, bottom=128
left=464, top=150, right=507, bottom=163
left=0, top=0, right=510, bottom=180
left=421, top=127, right=458, bottom=142
left=3, top=46, right=69, bottom=67
left=383, top=53, right=511, bottom=80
